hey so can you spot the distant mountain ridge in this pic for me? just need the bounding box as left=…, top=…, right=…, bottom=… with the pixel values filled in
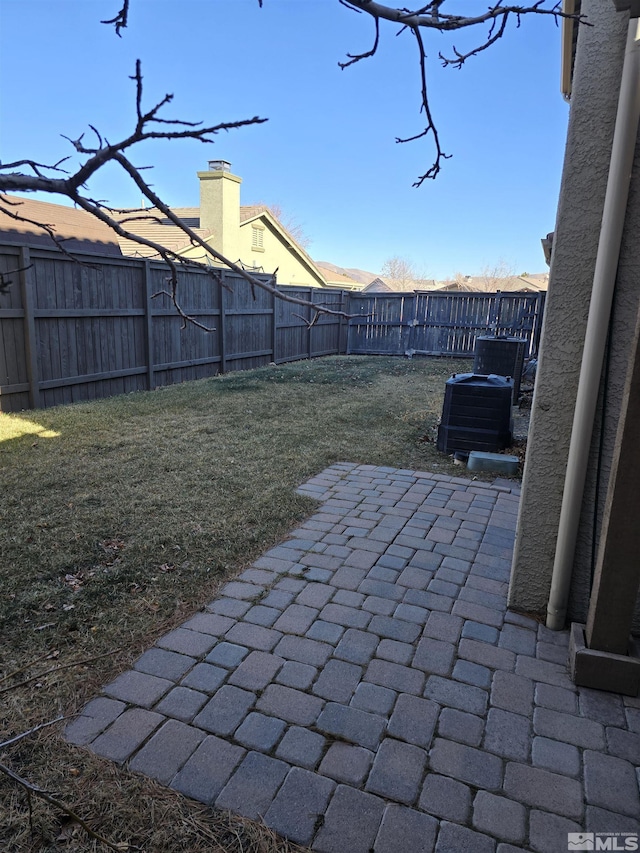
left=314, top=261, right=380, bottom=286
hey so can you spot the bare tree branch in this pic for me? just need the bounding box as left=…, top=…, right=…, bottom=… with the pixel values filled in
left=0, top=760, right=142, bottom=852
left=101, top=0, right=130, bottom=36
left=339, top=15, right=380, bottom=68
left=0, top=157, right=71, bottom=178
left=343, top=1, right=574, bottom=32
left=0, top=261, right=33, bottom=295
left=98, top=1, right=583, bottom=187
left=0, top=195, right=102, bottom=266
left=340, top=0, right=585, bottom=184
left=0, top=647, right=122, bottom=696
left=398, top=23, right=451, bottom=185
left=2, top=1, right=586, bottom=327
left=0, top=62, right=354, bottom=327
left=0, top=716, right=70, bottom=750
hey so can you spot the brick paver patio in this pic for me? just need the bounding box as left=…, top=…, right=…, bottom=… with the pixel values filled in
left=65, top=463, right=640, bottom=852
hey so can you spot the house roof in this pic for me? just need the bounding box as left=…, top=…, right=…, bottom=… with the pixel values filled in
left=315, top=264, right=364, bottom=290
left=363, top=278, right=399, bottom=293
left=0, top=195, right=122, bottom=255
left=561, top=0, right=582, bottom=100
left=111, top=207, right=213, bottom=258
left=113, top=206, right=327, bottom=288
left=240, top=205, right=268, bottom=223
left=434, top=274, right=548, bottom=293
left=362, top=277, right=437, bottom=293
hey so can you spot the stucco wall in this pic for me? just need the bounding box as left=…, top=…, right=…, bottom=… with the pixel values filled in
left=237, top=219, right=323, bottom=288
left=571, top=125, right=640, bottom=631
left=509, top=0, right=635, bottom=619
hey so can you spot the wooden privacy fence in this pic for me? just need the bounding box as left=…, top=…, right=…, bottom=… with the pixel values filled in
left=0, top=241, right=547, bottom=413
left=0, top=243, right=349, bottom=412
left=347, top=291, right=546, bottom=359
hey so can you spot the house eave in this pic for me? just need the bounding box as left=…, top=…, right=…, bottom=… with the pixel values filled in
left=564, top=0, right=640, bottom=102
left=561, top=0, right=579, bottom=101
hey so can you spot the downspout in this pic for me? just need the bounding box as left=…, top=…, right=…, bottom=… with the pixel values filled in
left=547, top=12, right=640, bottom=631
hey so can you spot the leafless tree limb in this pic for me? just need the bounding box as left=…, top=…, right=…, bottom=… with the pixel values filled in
left=0, top=61, right=355, bottom=327
left=96, top=1, right=584, bottom=187
left=339, top=15, right=380, bottom=68
left=398, top=23, right=451, bottom=185
left=342, top=1, right=575, bottom=32
left=0, top=647, right=122, bottom=696
left=0, top=157, right=71, bottom=178
left=101, top=0, right=130, bottom=36
left=0, top=716, right=71, bottom=750
left=339, top=0, right=584, bottom=184
left=0, top=760, right=142, bottom=852
left=0, top=195, right=102, bottom=266
left=2, top=1, right=586, bottom=326
left=439, top=9, right=525, bottom=69
left=0, top=261, right=33, bottom=295
left=292, top=310, right=321, bottom=329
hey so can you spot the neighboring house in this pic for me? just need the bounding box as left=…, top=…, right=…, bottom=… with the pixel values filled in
left=315, top=263, right=365, bottom=291
left=0, top=163, right=333, bottom=289
left=434, top=274, right=548, bottom=293
left=0, top=195, right=122, bottom=255
left=362, top=277, right=399, bottom=293
left=509, top=0, right=640, bottom=691
left=362, top=277, right=437, bottom=293
left=118, top=161, right=329, bottom=288
left=314, top=262, right=379, bottom=289
left=359, top=274, right=547, bottom=295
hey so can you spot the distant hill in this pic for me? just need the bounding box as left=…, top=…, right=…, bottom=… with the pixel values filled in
left=315, top=261, right=380, bottom=286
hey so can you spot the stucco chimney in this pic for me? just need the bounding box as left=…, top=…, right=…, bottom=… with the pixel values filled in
left=198, top=160, right=241, bottom=261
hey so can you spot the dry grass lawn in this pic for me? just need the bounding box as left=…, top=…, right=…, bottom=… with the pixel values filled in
left=0, top=354, right=503, bottom=852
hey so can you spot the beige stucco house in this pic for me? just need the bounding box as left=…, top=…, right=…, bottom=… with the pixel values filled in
left=509, top=0, right=640, bottom=692
left=117, top=160, right=329, bottom=289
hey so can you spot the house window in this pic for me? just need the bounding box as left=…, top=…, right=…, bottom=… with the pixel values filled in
left=251, top=225, right=265, bottom=251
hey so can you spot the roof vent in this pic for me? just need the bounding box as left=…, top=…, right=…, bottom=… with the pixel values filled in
left=208, top=159, right=231, bottom=172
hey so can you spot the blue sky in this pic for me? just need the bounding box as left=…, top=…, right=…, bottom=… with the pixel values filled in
left=0, top=0, right=569, bottom=279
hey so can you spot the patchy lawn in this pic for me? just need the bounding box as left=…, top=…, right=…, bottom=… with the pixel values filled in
left=0, top=354, right=484, bottom=852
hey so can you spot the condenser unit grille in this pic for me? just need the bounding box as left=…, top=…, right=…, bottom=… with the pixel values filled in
left=473, top=336, right=526, bottom=402
left=437, top=373, right=513, bottom=454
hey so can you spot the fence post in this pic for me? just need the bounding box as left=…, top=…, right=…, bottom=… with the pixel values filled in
left=143, top=261, right=155, bottom=391
left=271, top=288, right=277, bottom=363
left=532, top=292, right=546, bottom=357
left=345, top=292, right=353, bottom=355
left=218, top=273, right=227, bottom=374
left=19, top=247, right=41, bottom=409
left=308, top=289, right=313, bottom=360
